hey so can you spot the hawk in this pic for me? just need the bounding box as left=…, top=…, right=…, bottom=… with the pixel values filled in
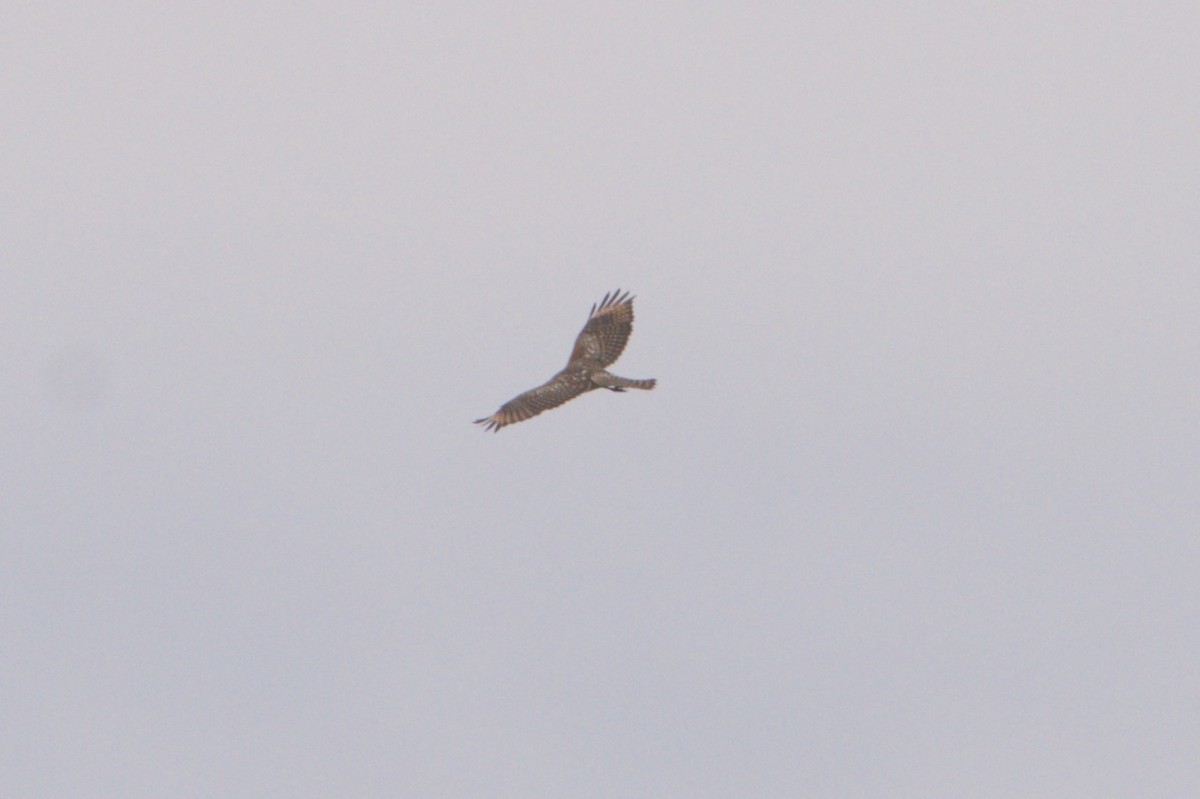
left=475, top=289, right=656, bottom=432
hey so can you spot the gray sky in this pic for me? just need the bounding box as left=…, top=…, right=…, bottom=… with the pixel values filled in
left=4, top=4, right=1198, bottom=797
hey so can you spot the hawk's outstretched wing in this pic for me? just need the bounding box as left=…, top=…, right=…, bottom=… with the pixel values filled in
left=567, top=289, right=635, bottom=367
left=473, top=369, right=590, bottom=433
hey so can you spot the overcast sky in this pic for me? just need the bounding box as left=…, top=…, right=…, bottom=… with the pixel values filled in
left=4, top=4, right=1198, bottom=797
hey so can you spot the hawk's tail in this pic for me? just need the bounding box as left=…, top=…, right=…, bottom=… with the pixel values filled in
left=609, top=376, right=656, bottom=390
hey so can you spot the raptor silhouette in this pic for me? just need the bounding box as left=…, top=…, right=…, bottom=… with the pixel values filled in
left=474, top=289, right=656, bottom=432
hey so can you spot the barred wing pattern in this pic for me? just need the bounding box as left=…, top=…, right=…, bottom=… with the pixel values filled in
left=475, top=289, right=654, bottom=433
left=569, top=289, right=634, bottom=367
left=473, top=369, right=591, bottom=432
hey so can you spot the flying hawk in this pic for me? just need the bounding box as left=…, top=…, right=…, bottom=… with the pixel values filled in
left=475, top=289, right=656, bottom=432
